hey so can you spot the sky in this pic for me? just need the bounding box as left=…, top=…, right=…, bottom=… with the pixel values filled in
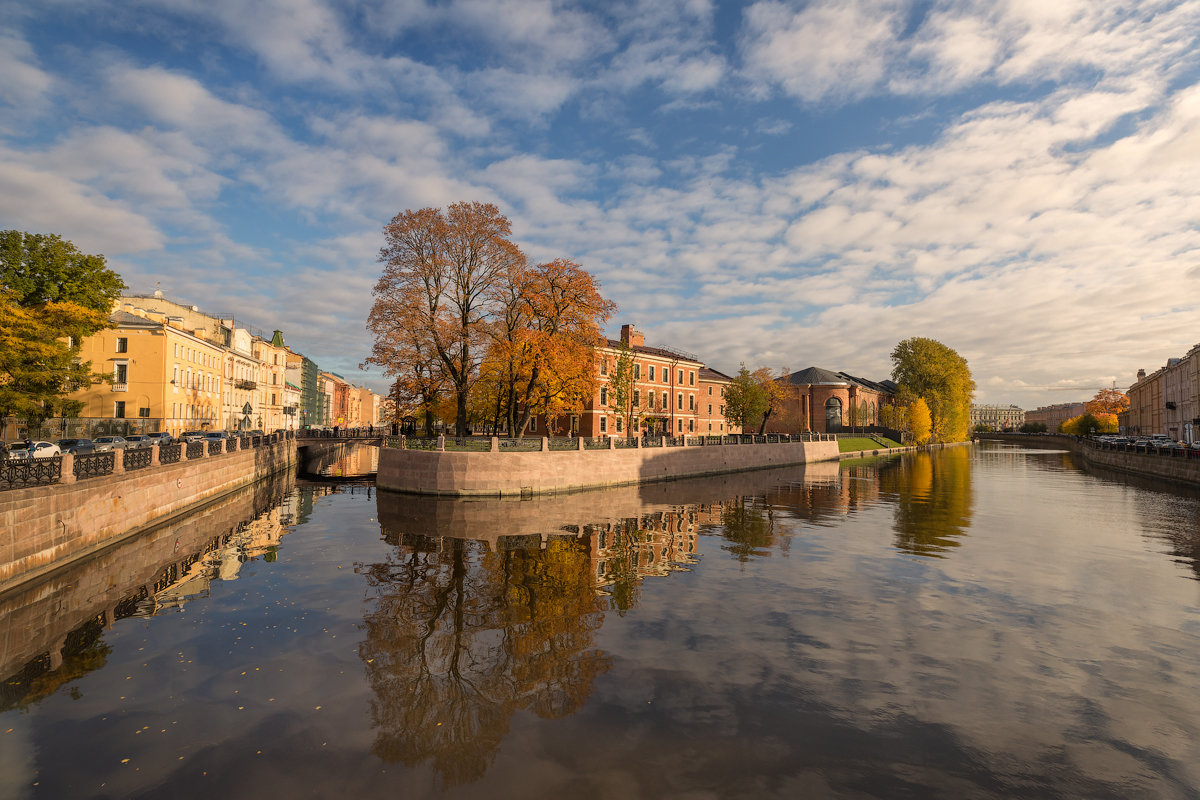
left=2, top=0, right=1199, bottom=409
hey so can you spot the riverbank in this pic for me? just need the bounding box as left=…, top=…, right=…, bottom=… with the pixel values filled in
left=377, top=435, right=840, bottom=497
left=0, top=436, right=296, bottom=594
left=977, top=432, right=1200, bottom=486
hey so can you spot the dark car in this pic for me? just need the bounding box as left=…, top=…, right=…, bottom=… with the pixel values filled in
left=55, top=437, right=97, bottom=455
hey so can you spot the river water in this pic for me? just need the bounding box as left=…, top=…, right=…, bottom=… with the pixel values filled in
left=3, top=441, right=1200, bottom=798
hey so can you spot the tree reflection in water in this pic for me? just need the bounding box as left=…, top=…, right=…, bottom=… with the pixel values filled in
left=359, top=513, right=703, bottom=788
left=881, top=447, right=974, bottom=557
left=720, top=499, right=776, bottom=563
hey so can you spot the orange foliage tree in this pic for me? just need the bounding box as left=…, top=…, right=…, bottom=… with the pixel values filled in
left=1086, top=387, right=1129, bottom=417
left=481, top=258, right=614, bottom=437
left=368, top=203, right=525, bottom=437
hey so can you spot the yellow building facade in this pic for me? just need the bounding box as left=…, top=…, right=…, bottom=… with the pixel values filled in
left=71, top=309, right=226, bottom=436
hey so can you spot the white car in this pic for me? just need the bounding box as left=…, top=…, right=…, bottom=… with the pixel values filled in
left=7, top=441, right=62, bottom=460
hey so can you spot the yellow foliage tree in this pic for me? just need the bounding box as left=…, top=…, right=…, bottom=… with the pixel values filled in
left=908, top=397, right=932, bottom=444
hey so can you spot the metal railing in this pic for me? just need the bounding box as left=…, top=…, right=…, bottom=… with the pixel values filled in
left=74, top=451, right=115, bottom=479
left=1, top=456, right=62, bottom=489
left=160, top=443, right=182, bottom=464
left=123, top=447, right=153, bottom=471
left=583, top=437, right=609, bottom=450
left=548, top=437, right=578, bottom=451
left=207, top=440, right=223, bottom=455
left=186, top=442, right=205, bottom=459
left=495, top=437, right=540, bottom=451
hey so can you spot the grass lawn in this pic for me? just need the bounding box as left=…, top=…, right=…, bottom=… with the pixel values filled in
left=838, top=436, right=901, bottom=452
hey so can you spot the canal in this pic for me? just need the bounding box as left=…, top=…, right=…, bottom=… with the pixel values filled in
left=3, top=441, right=1200, bottom=798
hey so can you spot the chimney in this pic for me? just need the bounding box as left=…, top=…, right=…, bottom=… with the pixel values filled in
left=620, top=324, right=644, bottom=348
left=1137, top=369, right=1146, bottom=381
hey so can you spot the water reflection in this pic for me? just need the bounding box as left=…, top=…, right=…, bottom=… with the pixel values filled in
left=0, top=472, right=301, bottom=711
left=9, top=447, right=1200, bottom=797
left=879, top=447, right=974, bottom=557
left=359, top=535, right=610, bottom=788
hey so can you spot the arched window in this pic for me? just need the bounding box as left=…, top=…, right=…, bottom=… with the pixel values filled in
left=825, top=397, right=843, bottom=432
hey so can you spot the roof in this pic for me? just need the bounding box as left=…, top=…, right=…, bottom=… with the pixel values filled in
left=602, top=338, right=704, bottom=365
left=699, top=366, right=734, bottom=382
left=778, top=367, right=896, bottom=395
left=779, top=366, right=849, bottom=386
left=109, top=310, right=157, bottom=327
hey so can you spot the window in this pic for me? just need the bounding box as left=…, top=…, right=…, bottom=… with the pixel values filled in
left=114, top=363, right=128, bottom=386
left=600, top=359, right=607, bottom=376
left=689, top=395, right=694, bottom=410
left=689, top=419, right=694, bottom=432
left=600, top=386, right=608, bottom=406
left=116, top=337, right=128, bottom=353
left=272, top=393, right=277, bottom=405
left=720, top=404, right=725, bottom=415
left=600, top=417, right=607, bottom=433
left=633, top=390, right=640, bottom=407
left=634, top=364, right=641, bottom=380
left=648, top=391, right=655, bottom=409
left=689, top=371, right=695, bottom=386
left=708, top=386, right=713, bottom=395
left=708, top=422, right=712, bottom=431
left=139, top=407, right=150, bottom=418
left=648, top=365, right=655, bottom=381
left=677, top=418, right=683, bottom=432
left=113, top=400, right=126, bottom=418
left=678, top=369, right=684, bottom=383
left=616, top=418, right=623, bottom=432
left=677, top=393, right=683, bottom=409
left=708, top=404, right=712, bottom=414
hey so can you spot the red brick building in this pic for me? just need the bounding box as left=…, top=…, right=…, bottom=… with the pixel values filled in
left=766, top=367, right=896, bottom=434
left=557, top=324, right=742, bottom=437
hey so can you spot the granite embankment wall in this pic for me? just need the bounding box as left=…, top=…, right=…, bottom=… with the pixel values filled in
left=0, top=439, right=296, bottom=592
left=377, top=438, right=841, bottom=497
left=0, top=472, right=294, bottom=680
left=979, top=433, right=1200, bottom=485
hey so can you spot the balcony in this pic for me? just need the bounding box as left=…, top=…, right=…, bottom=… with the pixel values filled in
left=111, top=382, right=128, bottom=392
left=235, top=379, right=257, bottom=390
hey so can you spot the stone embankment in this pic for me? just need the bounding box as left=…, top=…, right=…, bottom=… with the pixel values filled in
left=978, top=433, right=1200, bottom=486
left=377, top=435, right=841, bottom=497
left=0, top=436, right=296, bottom=593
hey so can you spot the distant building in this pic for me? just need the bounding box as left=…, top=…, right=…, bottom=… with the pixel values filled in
left=767, top=367, right=896, bottom=434
left=970, top=404, right=1024, bottom=430
left=1024, top=402, right=1086, bottom=433
left=1125, top=343, right=1200, bottom=441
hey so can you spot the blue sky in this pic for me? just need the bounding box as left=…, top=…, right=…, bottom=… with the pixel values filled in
left=3, top=0, right=1200, bottom=408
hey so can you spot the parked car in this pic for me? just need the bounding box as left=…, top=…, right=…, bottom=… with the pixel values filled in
left=92, top=435, right=129, bottom=452
left=123, top=435, right=154, bottom=449
left=179, top=431, right=209, bottom=443
left=55, top=437, right=97, bottom=455
left=7, top=440, right=62, bottom=460
left=145, top=431, right=174, bottom=446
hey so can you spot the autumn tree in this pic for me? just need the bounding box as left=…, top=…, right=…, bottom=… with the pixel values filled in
left=1086, top=387, right=1129, bottom=417
left=753, top=367, right=789, bottom=434
left=908, top=397, right=932, bottom=444
left=723, top=364, right=771, bottom=432
left=0, top=231, right=126, bottom=424
left=1061, top=412, right=1117, bottom=435
left=369, top=203, right=525, bottom=437
left=508, top=259, right=613, bottom=437
left=890, top=337, right=974, bottom=442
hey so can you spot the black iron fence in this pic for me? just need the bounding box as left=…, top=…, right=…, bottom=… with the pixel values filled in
left=0, top=456, right=62, bottom=489
left=74, top=451, right=115, bottom=480
left=1, top=431, right=295, bottom=491
left=123, top=447, right=153, bottom=471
